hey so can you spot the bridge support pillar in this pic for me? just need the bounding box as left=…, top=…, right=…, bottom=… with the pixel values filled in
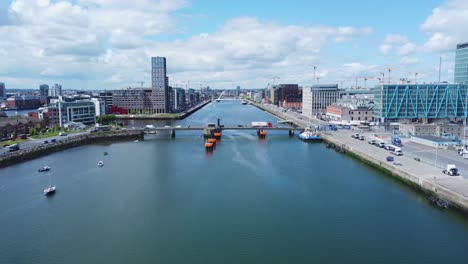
left=289, top=129, right=294, bottom=136
left=171, top=129, right=176, bottom=138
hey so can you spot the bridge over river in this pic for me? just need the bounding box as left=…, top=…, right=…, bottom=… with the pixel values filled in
left=138, top=125, right=306, bottom=138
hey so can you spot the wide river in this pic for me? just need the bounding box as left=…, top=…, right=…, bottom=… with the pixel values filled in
left=1, top=101, right=468, bottom=264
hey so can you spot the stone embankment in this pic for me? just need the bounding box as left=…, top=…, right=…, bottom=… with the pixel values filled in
left=0, top=130, right=143, bottom=168
left=321, top=133, right=468, bottom=213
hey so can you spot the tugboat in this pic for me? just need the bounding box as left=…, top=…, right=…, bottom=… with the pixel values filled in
left=38, top=166, right=51, bottom=172
left=298, top=127, right=321, bottom=141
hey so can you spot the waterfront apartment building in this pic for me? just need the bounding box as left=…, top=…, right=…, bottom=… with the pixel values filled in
left=0, top=117, right=45, bottom=139
left=90, top=98, right=105, bottom=117
left=49, top=84, right=62, bottom=97
left=271, top=84, right=302, bottom=108
left=98, top=91, right=113, bottom=114
left=151, top=57, right=170, bottom=113
left=112, top=88, right=154, bottom=114
left=39, top=84, right=49, bottom=97
left=48, top=100, right=96, bottom=127
left=455, top=42, right=468, bottom=84
left=302, top=84, right=340, bottom=117
left=0, top=82, right=5, bottom=100
left=172, top=87, right=186, bottom=112
left=373, top=83, right=468, bottom=123
left=6, top=95, right=41, bottom=109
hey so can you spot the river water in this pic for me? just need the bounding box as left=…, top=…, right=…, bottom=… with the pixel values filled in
left=1, top=101, right=468, bottom=264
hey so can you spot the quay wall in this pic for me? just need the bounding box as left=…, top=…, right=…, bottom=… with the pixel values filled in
left=321, top=134, right=468, bottom=212
left=0, top=130, right=143, bottom=168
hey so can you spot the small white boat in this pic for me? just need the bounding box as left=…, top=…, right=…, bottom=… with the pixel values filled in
left=98, top=161, right=104, bottom=167
left=44, top=185, right=56, bottom=196
left=134, top=140, right=139, bottom=143
left=38, top=166, right=51, bottom=172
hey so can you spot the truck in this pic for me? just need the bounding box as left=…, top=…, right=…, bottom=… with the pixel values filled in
left=391, top=136, right=403, bottom=147
left=443, top=164, right=459, bottom=176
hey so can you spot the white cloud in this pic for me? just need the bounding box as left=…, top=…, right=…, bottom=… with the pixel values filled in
left=400, top=57, right=419, bottom=65
left=0, top=1, right=374, bottom=89
left=383, top=34, right=408, bottom=44
left=379, top=34, right=416, bottom=57
left=379, top=44, right=392, bottom=55
left=421, top=0, right=468, bottom=52
left=396, top=43, right=416, bottom=56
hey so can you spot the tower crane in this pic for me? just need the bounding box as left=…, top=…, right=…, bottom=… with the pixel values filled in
left=136, top=81, right=144, bottom=87
left=354, top=76, right=376, bottom=89
left=408, top=72, right=419, bottom=84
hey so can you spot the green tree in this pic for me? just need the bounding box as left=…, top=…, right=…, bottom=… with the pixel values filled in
left=29, top=128, right=37, bottom=136
left=96, top=115, right=116, bottom=125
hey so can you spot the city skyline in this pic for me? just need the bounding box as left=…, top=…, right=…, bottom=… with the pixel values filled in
left=0, top=0, right=467, bottom=89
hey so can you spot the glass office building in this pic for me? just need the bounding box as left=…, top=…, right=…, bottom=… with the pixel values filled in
left=455, top=42, right=468, bottom=84
left=373, top=84, right=468, bottom=122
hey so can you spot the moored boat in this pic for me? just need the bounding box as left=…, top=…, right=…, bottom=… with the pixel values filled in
left=44, top=185, right=56, bottom=196
left=298, top=127, right=321, bottom=141
left=98, top=161, right=104, bottom=167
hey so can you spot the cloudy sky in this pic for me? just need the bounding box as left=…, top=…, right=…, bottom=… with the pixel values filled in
left=0, top=0, right=467, bottom=90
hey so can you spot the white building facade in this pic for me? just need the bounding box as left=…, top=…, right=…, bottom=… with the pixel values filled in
left=302, top=84, right=340, bottom=118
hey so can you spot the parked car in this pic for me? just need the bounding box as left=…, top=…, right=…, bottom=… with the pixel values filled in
left=43, top=140, right=48, bottom=144
left=51, top=139, right=56, bottom=143
left=59, top=132, right=67, bottom=136
left=368, top=140, right=376, bottom=145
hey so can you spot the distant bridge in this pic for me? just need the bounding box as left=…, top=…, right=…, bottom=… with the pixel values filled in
left=138, top=126, right=306, bottom=138
left=216, top=90, right=242, bottom=101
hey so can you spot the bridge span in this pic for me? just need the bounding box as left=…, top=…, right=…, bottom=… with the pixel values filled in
left=138, top=126, right=306, bottom=138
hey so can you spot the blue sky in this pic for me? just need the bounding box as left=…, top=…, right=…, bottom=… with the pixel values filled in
left=0, top=0, right=466, bottom=89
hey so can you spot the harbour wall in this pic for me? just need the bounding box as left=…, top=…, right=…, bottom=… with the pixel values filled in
left=0, top=130, right=143, bottom=168
left=321, top=134, right=468, bottom=213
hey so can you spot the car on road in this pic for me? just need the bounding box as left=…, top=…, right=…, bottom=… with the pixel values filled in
left=368, top=140, right=375, bottom=145
left=51, top=139, right=56, bottom=143
left=59, top=132, right=67, bottom=136
left=43, top=140, right=48, bottom=144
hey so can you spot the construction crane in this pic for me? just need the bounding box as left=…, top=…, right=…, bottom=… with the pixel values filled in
left=272, top=76, right=280, bottom=87
left=408, top=72, right=419, bottom=84
left=354, top=76, right=376, bottom=89
left=385, top=67, right=399, bottom=84
left=136, top=81, right=144, bottom=87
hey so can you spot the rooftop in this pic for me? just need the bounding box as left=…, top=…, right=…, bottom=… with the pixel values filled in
left=412, top=135, right=457, bottom=143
